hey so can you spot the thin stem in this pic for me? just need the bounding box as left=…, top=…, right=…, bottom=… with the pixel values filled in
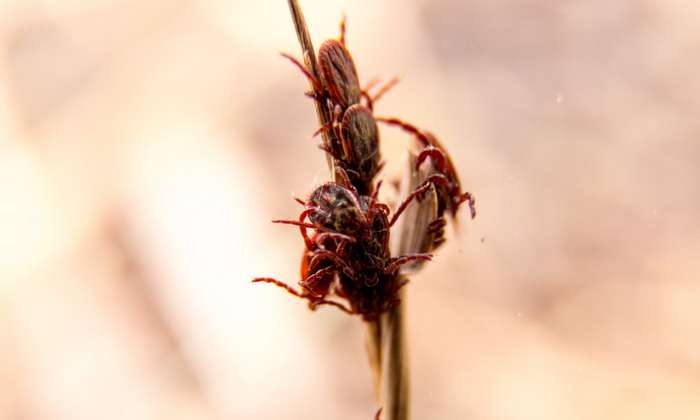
left=382, top=152, right=439, bottom=420
left=286, top=0, right=336, bottom=177
left=364, top=320, right=382, bottom=396
left=285, top=4, right=439, bottom=419
left=286, top=0, right=384, bottom=398
left=379, top=296, right=409, bottom=420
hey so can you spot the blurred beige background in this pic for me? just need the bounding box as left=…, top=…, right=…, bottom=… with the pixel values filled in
left=1, top=0, right=699, bottom=419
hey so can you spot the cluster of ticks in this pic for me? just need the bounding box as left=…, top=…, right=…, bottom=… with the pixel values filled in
left=253, top=18, right=475, bottom=321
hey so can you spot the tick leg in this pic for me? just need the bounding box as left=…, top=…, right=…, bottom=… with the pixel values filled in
left=361, top=91, right=374, bottom=111
left=433, top=237, right=446, bottom=249
left=371, top=180, right=384, bottom=202
left=389, top=182, right=432, bottom=227
left=371, top=77, right=399, bottom=104
left=309, top=299, right=353, bottom=314
left=393, top=277, right=410, bottom=293
left=386, top=253, right=433, bottom=273
left=376, top=117, right=431, bottom=147
left=428, top=217, right=447, bottom=250
left=363, top=77, right=380, bottom=93
left=361, top=77, right=399, bottom=110
left=339, top=14, right=347, bottom=47
left=272, top=210, right=316, bottom=249
left=314, top=250, right=354, bottom=275
left=280, top=52, right=323, bottom=93
left=271, top=220, right=316, bottom=229
left=424, top=173, right=450, bottom=188
left=312, top=122, right=333, bottom=138
left=313, top=105, right=343, bottom=139
left=298, top=209, right=316, bottom=249
left=300, top=266, right=335, bottom=297
left=252, top=277, right=304, bottom=298
left=427, top=217, right=447, bottom=233
left=372, top=202, right=391, bottom=217
left=334, top=166, right=360, bottom=196
left=417, top=146, right=447, bottom=172
left=374, top=408, right=383, bottom=420
left=456, top=191, right=477, bottom=219
left=315, top=232, right=356, bottom=245
left=318, top=143, right=343, bottom=161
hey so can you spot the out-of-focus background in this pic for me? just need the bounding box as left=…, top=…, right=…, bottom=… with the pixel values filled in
left=1, top=0, right=699, bottom=419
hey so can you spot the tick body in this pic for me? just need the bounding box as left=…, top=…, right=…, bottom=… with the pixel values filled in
left=339, top=105, right=382, bottom=193
left=318, top=40, right=361, bottom=110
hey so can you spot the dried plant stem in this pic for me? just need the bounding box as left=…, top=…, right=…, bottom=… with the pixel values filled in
left=286, top=3, right=435, bottom=419
left=379, top=292, right=408, bottom=419
left=382, top=153, right=438, bottom=420
left=364, top=319, right=382, bottom=396
left=286, top=0, right=336, bottom=176
left=286, top=0, right=385, bottom=402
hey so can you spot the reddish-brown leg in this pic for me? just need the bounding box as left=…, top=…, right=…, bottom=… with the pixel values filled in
left=374, top=408, right=383, bottom=420
left=376, top=117, right=431, bottom=147
left=314, top=250, right=354, bottom=275
left=270, top=220, right=316, bottom=229
left=363, top=78, right=380, bottom=93
left=361, top=91, right=374, bottom=111
left=273, top=208, right=316, bottom=249
left=334, top=166, right=362, bottom=196
left=371, top=77, right=400, bottom=104
left=424, top=173, right=450, bottom=188
left=334, top=166, right=351, bottom=185
left=372, top=202, right=391, bottom=217
left=339, top=14, right=347, bottom=47
left=393, top=277, right=410, bottom=294
left=428, top=217, right=447, bottom=249
left=315, top=231, right=356, bottom=244
left=319, top=143, right=343, bottom=162
left=371, top=180, right=383, bottom=202
left=386, top=253, right=432, bottom=273
left=456, top=191, right=476, bottom=219
left=300, top=266, right=335, bottom=297
left=252, top=277, right=305, bottom=298
left=272, top=221, right=314, bottom=250
left=313, top=105, right=343, bottom=138
left=361, top=77, right=399, bottom=110
left=298, top=209, right=316, bottom=248
left=428, top=218, right=446, bottom=236
left=280, top=52, right=323, bottom=94
left=312, top=122, right=333, bottom=138
left=309, top=299, right=353, bottom=314
left=388, top=182, right=432, bottom=227
left=417, top=146, right=447, bottom=172
left=428, top=217, right=446, bottom=235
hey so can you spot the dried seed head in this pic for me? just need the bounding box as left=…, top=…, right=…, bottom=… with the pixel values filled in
left=378, top=118, right=477, bottom=220
left=391, top=151, right=440, bottom=272
left=318, top=39, right=361, bottom=109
